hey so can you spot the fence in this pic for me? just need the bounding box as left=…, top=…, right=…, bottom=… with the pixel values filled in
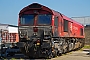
left=85, top=26, right=90, bottom=45
left=0, top=30, right=18, bottom=43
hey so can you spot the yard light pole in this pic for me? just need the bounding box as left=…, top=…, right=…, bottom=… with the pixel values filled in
left=0, top=29, right=5, bottom=58
left=89, top=39, right=90, bottom=55
left=0, top=29, right=3, bottom=58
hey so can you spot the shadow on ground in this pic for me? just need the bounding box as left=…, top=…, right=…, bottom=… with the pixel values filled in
left=83, top=49, right=90, bottom=55
left=0, top=54, right=47, bottom=60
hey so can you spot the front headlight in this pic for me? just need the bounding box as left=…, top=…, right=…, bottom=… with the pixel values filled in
left=36, top=43, right=40, bottom=45
left=19, top=30, right=27, bottom=38
left=36, top=39, right=41, bottom=46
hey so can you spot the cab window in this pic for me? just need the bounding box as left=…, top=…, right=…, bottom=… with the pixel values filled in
left=54, top=16, right=58, bottom=26
left=64, top=19, right=68, bottom=32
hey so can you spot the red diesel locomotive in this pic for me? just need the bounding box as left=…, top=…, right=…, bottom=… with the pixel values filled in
left=17, top=3, right=85, bottom=58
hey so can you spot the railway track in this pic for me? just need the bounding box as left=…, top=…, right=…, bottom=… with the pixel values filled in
left=1, top=48, right=90, bottom=60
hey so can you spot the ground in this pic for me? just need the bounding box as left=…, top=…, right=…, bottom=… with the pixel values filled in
left=51, top=49, right=90, bottom=60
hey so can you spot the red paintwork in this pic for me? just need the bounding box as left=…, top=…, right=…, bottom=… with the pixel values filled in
left=18, top=3, right=85, bottom=39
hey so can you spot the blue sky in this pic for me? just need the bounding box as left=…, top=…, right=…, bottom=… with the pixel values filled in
left=0, top=0, right=90, bottom=25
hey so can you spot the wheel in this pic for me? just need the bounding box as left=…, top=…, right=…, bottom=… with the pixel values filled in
left=53, top=49, right=58, bottom=57
left=47, top=49, right=53, bottom=59
left=63, top=47, right=68, bottom=54
left=57, top=50, right=62, bottom=56
left=48, top=52, right=53, bottom=59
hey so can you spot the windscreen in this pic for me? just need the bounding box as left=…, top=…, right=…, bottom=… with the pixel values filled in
left=20, top=14, right=51, bottom=25
left=37, top=14, right=51, bottom=25
left=20, top=15, right=34, bottom=25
